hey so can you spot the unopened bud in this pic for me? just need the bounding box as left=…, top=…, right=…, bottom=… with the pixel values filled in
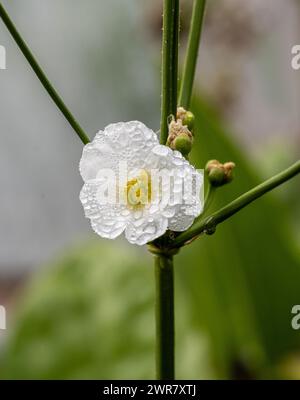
left=223, top=162, right=235, bottom=183
left=173, top=134, right=192, bottom=156
left=183, top=111, right=195, bottom=130
left=207, top=167, right=226, bottom=186
left=176, top=107, right=195, bottom=131
left=176, top=107, right=187, bottom=120
left=167, top=119, right=193, bottom=156
left=205, top=159, right=236, bottom=187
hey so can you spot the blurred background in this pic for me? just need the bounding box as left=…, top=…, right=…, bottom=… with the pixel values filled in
left=0, top=0, right=299, bottom=379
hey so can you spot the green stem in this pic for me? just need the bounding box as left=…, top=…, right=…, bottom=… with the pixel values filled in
left=155, top=0, right=179, bottom=380
left=0, top=3, right=90, bottom=145
left=172, top=160, right=300, bottom=248
left=178, top=0, right=206, bottom=109
left=160, top=0, right=180, bottom=144
left=155, top=254, right=175, bottom=380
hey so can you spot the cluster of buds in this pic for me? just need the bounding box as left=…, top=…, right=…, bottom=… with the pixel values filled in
left=205, top=159, right=235, bottom=187
left=167, top=107, right=195, bottom=157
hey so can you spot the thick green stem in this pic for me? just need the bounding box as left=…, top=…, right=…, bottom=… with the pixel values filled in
left=0, top=3, right=90, bottom=145
left=178, top=0, right=206, bottom=109
left=172, top=160, right=300, bottom=248
left=155, top=0, right=179, bottom=379
left=160, top=0, right=180, bottom=144
left=155, top=254, right=175, bottom=380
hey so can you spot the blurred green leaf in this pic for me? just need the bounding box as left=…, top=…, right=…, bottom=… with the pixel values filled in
left=0, top=241, right=209, bottom=379
left=0, top=242, right=155, bottom=379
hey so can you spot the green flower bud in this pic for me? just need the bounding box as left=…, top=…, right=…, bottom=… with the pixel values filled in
left=205, top=159, right=236, bottom=187
left=208, top=167, right=226, bottom=187
left=167, top=119, right=193, bottom=157
left=174, top=133, right=193, bottom=156
left=177, top=107, right=195, bottom=131
left=182, top=111, right=195, bottom=130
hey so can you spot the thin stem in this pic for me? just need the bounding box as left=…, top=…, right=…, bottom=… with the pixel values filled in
left=172, top=160, right=300, bottom=248
left=160, top=0, right=180, bottom=144
left=0, top=3, right=90, bottom=145
left=178, top=0, right=206, bottom=109
left=155, top=254, right=175, bottom=380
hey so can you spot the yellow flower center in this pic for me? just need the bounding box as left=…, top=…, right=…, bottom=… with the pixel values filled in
left=125, top=170, right=151, bottom=208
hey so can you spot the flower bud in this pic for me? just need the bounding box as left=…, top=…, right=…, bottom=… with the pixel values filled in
left=207, top=167, right=226, bottom=186
left=223, top=162, right=235, bottom=183
left=176, top=107, right=186, bottom=120
left=173, top=133, right=193, bottom=156
left=177, top=107, right=195, bottom=131
left=205, top=159, right=235, bottom=187
left=167, top=119, right=193, bottom=156
left=182, top=111, right=195, bottom=130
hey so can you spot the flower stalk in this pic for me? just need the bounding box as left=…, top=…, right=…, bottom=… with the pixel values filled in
left=0, top=3, right=90, bottom=145
left=160, top=0, right=180, bottom=145
left=172, top=160, right=300, bottom=248
left=155, top=254, right=175, bottom=380
left=155, top=0, right=179, bottom=379
left=178, top=0, right=206, bottom=109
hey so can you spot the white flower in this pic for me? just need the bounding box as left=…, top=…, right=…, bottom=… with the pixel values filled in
left=79, top=121, right=203, bottom=245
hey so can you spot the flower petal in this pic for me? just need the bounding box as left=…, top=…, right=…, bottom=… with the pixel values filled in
left=80, top=183, right=128, bottom=239
left=167, top=166, right=203, bottom=231
left=91, top=211, right=127, bottom=239
left=125, top=216, right=168, bottom=245
left=167, top=204, right=201, bottom=231
left=103, top=121, right=159, bottom=169
left=79, top=132, right=119, bottom=182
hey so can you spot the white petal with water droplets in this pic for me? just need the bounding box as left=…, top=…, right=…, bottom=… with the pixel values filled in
left=125, top=216, right=168, bottom=246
